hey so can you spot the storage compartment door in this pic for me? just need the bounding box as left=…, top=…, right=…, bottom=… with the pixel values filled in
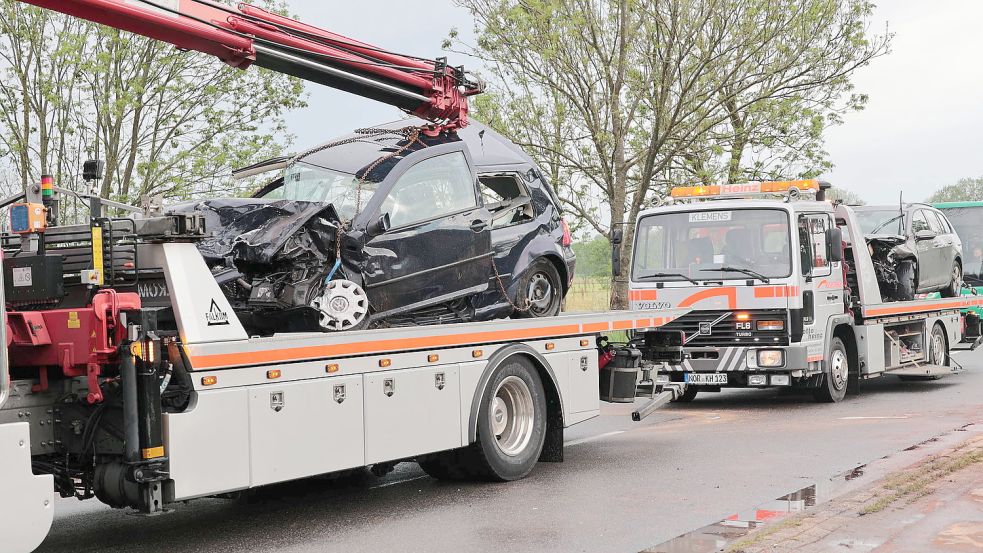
left=248, top=375, right=364, bottom=487
left=364, top=365, right=461, bottom=464
left=550, top=351, right=599, bottom=415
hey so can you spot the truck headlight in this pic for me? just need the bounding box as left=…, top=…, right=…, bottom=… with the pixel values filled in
left=757, top=349, right=785, bottom=367
left=756, top=320, right=785, bottom=331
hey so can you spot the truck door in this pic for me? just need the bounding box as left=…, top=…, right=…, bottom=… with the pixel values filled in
left=363, top=151, right=493, bottom=314
left=798, top=213, right=842, bottom=334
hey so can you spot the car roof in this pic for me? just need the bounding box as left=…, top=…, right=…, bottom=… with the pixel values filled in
left=934, top=201, right=983, bottom=209
left=855, top=204, right=941, bottom=212
left=298, top=118, right=536, bottom=177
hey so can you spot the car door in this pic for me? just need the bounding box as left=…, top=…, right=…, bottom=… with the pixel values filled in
left=929, top=210, right=959, bottom=276
left=362, top=151, right=493, bottom=315
left=910, top=209, right=941, bottom=288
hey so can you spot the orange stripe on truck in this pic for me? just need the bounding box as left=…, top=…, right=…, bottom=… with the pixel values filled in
left=866, top=297, right=983, bottom=317
left=186, top=316, right=681, bottom=370
left=679, top=287, right=737, bottom=309
left=629, top=289, right=658, bottom=301
left=753, top=285, right=800, bottom=298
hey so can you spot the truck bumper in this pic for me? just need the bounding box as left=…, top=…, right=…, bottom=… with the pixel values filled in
left=662, top=345, right=813, bottom=374
left=0, top=422, right=54, bottom=553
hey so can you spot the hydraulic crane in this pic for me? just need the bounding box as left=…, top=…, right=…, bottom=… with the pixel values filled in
left=20, top=0, right=484, bottom=131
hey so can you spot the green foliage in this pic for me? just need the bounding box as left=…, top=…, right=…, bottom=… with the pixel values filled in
left=927, top=176, right=983, bottom=203
left=453, top=0, right=890, bottom=308
left=571, top=235, right=613, bottom=278
left=0, top=0, right=307, bottom=206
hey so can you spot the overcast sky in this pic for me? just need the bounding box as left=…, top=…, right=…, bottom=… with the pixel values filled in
left=281, top=1, right=983, bottom=205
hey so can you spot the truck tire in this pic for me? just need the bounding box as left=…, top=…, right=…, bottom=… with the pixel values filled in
left=814, top=337, right=850, bottom=403
left=896, top=260, right=916, bottom=301
left=672, top=385, right=699, bottom=402
left=421, top=356, right=547, bottom=482
left=940, top=261, right=962, bottom=298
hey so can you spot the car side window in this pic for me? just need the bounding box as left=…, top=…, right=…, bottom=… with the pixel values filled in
left=911, top=210, right=931, bottom=233
left=930, top=211, right=950, bottom=234
left=381, top=152, right=478, bottom=229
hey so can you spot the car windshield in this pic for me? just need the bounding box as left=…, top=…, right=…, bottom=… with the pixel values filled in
left=632, top=208, right=793, bottom=282
left=939, top=206, right=983, bottom=284
left=856, top=209, right=905, bottom=235
left=261, top=162, right=381, bottom=220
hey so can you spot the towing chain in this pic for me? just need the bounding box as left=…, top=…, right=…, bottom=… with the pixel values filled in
left=491, top=259, right=532, bottom=314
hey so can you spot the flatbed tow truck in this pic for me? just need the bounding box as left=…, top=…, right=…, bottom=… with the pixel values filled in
left=0, top=2, right=688, bottom=551
left=625, top=179, right=982, bottom=403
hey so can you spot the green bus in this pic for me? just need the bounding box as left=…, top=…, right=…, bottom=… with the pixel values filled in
left=934, top=201, right=983, bottom=340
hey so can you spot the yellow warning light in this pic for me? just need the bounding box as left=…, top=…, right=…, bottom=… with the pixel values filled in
left=201, top=376, right=218, bottom=386
left=472, top=349, right=483, bottom=358
left=379, top=358, right=392, bottom=368
left=326, top=363, right=339, bottom=374
left=428, top=354, right=439, bottom=363
left=670, top=179, right=821, bottom=199
left=736, top=312, right=751, bottom=321
left=266, top=369, right=282, bottom=380
left=580, top=339, right=590, bottom=347
left=545, top=342, right=556, bottom=351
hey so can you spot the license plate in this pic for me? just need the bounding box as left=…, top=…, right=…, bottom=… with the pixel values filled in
left=684, top=373, right=728, bottom=385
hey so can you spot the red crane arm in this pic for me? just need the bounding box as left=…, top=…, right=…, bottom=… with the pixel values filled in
left=19, top=0, right=483, bottom=129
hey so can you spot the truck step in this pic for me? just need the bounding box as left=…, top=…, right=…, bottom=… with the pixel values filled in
left=884, top=364, right=955, bottom=377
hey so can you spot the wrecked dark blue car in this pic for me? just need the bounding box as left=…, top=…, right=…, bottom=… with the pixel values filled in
left=177, top=120, right=576, bottom=334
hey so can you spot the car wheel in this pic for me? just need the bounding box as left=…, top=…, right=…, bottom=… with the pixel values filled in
left=814, top=337, right=850, bottom=403
left=940, top=261, right=962, bottom=298
left=896, top=260, right=916, bottom=301
left=514, top=259, right=563, bottom=318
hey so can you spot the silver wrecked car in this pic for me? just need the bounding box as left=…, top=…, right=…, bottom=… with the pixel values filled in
left=854, top=204, right=962, bottom=301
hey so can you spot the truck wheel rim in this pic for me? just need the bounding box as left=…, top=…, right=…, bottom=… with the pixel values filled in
left=830, top=349, right=847, bottom=391
left=932, top=332, right=946, bottom=365
left=491, top=376, right=535, bottom=456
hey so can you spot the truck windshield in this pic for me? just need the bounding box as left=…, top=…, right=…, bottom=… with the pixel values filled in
left=261, top=162, right=381, bottom=220
left=855, top=209, right=904, bottom=235
left=938, top=206, right=983, bottom=284
left=632, top=209, right=792, bottom=282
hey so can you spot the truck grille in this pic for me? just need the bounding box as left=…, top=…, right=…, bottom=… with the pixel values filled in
left=662, top=309, right=789, bottom=346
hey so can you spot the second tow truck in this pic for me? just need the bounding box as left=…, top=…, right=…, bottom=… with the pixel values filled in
left=627, top=180, right=980, bottom=402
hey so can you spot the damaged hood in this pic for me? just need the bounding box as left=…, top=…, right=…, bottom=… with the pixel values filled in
left=864, top=233, right=906, bottom=246
left=169, top=198, right=340, bottom=266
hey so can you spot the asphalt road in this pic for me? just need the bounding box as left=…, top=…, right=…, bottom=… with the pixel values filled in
left=36, top=350, right=983, bottom=553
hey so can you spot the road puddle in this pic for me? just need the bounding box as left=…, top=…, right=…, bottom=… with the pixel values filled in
left=642, top=465, right=864, bottom=552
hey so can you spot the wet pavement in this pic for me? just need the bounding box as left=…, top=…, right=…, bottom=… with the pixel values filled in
left=730, top=431, right=983, bottom=553
left=33, top=350, right=983, bottom=553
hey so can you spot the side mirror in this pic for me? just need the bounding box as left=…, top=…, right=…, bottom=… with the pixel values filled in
left=367, top=212, right=391, bottom=237
left=827, top=227, right=843, bottom=263
left=915, top=229, right=936, bottom=241
left=611, top=228, right=624, bottom=276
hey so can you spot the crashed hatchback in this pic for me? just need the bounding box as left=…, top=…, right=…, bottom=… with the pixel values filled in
left=170, top=120, right=576, bottom=334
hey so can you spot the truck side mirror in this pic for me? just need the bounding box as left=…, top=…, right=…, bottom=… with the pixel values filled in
left=367, top=212, right=391, bottom=237
left=611, top=228, right=624, bottom=276
left=827, top=227, right=843, bottom=263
